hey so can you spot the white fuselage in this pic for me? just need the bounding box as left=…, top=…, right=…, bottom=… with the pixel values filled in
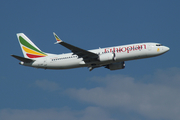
left=21, top=42, right=169, bottom=70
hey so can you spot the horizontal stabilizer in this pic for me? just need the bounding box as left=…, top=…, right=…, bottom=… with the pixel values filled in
left=11, top=55, right=34, bottom=63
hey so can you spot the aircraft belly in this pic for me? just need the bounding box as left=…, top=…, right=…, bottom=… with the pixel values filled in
left=115, top=50, right=148, bottom=61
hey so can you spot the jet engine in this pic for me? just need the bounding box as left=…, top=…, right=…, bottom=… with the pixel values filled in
left=98, top=52, right=116, bottom=62
left=105, top=61, right=125, bottom=70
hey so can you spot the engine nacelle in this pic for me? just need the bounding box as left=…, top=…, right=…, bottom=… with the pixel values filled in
left=98, top=52, right=116, bottom=62
left=105, top=62, right=125, bottom=70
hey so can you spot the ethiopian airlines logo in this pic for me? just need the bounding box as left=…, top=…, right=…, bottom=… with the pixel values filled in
left=104, top=44, right=147, bottom=53
left=19, top=36, right=47, bottom=58
left=54, top=34, right=62, bottom=42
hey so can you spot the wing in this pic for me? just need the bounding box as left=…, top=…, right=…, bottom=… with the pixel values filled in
left=53, top=32, right=99, bottom=62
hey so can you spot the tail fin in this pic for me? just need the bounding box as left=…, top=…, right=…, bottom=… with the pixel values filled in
left=17, top=33, right=47, bottom=58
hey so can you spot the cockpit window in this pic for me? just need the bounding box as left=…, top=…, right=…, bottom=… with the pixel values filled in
left=156, top=44, right=162, bottom=46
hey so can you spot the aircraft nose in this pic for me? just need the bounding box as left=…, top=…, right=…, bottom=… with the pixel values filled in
left=164, top=46, right=170, bottom=52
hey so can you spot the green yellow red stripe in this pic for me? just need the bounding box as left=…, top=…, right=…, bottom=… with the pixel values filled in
left=22, top=46, right=47, bottom=57
left=54, top=34, right=62, bottom=42
left=26, top=53, right=45, bottom=58
left=19, top=36, right=47, bottom=55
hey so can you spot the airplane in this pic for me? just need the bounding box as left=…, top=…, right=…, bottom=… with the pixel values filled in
left=11, top=33, right=170, bottom=71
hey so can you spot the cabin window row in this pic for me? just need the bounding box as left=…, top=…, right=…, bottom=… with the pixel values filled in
left=52, top=56, right=78, bottom=61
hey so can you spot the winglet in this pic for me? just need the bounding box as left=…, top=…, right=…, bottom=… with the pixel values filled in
left=53, top=32, right=63, bottom=44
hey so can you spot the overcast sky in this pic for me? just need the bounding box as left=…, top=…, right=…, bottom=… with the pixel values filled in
left=1, top=0, right=180, bottom=120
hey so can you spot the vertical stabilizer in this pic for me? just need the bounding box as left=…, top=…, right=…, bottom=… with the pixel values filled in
left=17, top=33, right=47, bottom=58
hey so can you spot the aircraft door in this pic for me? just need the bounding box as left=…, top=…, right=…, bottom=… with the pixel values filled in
left=43, top=58, right=47, bottom=67
left=148, top=44, right=152, bottom=51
